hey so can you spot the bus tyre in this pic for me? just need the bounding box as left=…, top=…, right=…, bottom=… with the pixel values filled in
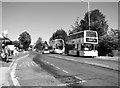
left=66, top=52, right=69, bottom=56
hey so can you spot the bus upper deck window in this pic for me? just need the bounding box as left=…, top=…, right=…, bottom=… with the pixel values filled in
left=86, top=31, right=97, bottom=37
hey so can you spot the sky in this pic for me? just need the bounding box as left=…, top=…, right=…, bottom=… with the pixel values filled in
left=1, top=0, right=119, bottom=44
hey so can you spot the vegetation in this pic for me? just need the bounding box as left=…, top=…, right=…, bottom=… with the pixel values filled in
left=12, top=40, right=20, bottom=48
left=8, top=8, right=118, bottom=57
left=69, top=9, right=108, bottom=37
left=49, top=29, right=67, bottom=43
left=98, top=28, right=120, bottom=56
left=68, top=9, right=119, bottom=56
left=18, top=31, right=31, bottom=51
left=34, top=37, right=43, bottom=51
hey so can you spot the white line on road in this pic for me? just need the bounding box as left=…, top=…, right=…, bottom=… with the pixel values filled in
left=84, top=61, right=110, bottom=68
left=32, top=63, right=34, bottom=66
left=55, top=66, right=60, bottom=69
left=46, top=62, right=50, bottom=64
left=74, top=76, right=86, bottom=83
left=10, top=54, right=29, bottom=86
left=50, top=64, right=54, bottom=66
left=10, top=63, right=20, bottom=86
left=62, top=70, right=69, bottom=73
left=9, top=59, right=16, bottom=70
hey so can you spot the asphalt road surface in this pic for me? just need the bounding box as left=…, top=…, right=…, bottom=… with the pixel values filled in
left=37, top=53, right=118, bottom=86
left=8, top=51, right=119, bottom=87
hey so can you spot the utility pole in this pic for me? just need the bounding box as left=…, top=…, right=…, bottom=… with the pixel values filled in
left=81, top=0, right=90, bottom=30
left=88, top=1, right=90, bottom=30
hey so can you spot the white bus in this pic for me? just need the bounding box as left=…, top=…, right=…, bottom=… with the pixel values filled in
left=65, top=30, right=98, bottom=57
left=49, top=39, right=65, bottom=54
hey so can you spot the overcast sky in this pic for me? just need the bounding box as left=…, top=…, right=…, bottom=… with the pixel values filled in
left=1, top=0, right=119, bottom=44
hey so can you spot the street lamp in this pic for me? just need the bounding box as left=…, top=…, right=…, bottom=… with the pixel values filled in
left=81, top=0, right=90, bottom=30
left=88, top=1, right=90, bottom=30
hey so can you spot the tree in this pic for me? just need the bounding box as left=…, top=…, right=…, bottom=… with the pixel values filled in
left=69, top=17, right=82, bottom=34
left=18, top=31, right=31, bottom=51
left=50, top=29, right=67, bottom=42
left=80, top=9, right=109, bottom=37
left=34, top=37, right=43, bottom=50
left=69, top=9, right=109, bottom=37
left=98, top=28, right=120, bottom=56
left=12, top=40, right=20, bottom=48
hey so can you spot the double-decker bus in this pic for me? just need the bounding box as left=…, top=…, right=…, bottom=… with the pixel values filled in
left=65, top=30, right=98, bottom=57
left=49, top=39, right=65, bottom=54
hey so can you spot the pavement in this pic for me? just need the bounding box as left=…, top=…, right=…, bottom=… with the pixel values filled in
left=0, top=51, right=29, bottom=87
left=95, top=56, right=119, bottom=61
left=0, top=66, right=10, bottom=87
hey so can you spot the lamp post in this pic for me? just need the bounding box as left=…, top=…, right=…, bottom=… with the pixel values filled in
left=88, top=1, right=90, bottom=30
left=81, top=0, right=90, bottom=30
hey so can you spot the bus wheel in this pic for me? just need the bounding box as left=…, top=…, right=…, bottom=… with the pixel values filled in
left=67, top=52, right=69, bottom=56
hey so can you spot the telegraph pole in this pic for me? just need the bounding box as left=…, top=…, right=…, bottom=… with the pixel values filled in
left=88, top=1, right=90, bottom=30
left=81, top=0, right=90, bottom=30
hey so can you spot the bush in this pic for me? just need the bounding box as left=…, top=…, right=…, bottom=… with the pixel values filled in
left=107, top=52, right=114, bottom=57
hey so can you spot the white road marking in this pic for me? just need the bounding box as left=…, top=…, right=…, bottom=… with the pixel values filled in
left=62, top=70, right=68, bottom=73
left=31, top=62, right=34, bottom=64
left=9, top=59, right=16, bottom=69
left=84, top=62, right=110, bottom=68
left=46, top=62, right=50, bottom=64
left=32, top=63, right=34, bottom=66
left=10, top=54, right=29, bottom=86
left=50, top=64, right=54, bottom=66
left=10, top=63, right=20, bottom=86
left=55, top=66, right=60, bottom=69
left=57, top=83, right=68, bottom=86
left=72, top=59, right=77, bottom=61
left=74, top=76, right=86, bottom=83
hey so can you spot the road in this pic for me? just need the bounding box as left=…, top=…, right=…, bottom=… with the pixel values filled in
left=39, top=54, right=118, bottom=86
left=8, top=52, right=61, bottom=86
left=7, top=51, right=119, bottom=87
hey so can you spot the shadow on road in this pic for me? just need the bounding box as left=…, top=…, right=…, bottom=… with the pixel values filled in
left=32, top=53, right=83, bottom=87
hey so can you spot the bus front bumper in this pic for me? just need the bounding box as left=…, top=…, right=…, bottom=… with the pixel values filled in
left=79, top=50, right=98, bottom=57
